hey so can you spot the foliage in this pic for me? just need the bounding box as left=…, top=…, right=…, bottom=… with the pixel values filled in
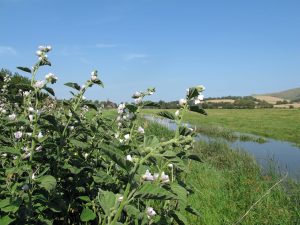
left=0, top=46, right=204, bottom=224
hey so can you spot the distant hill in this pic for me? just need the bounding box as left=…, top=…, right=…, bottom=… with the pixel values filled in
left=255, top=87, right=300, bottom=102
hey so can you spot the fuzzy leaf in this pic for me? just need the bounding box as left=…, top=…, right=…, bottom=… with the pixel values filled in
left=185, top=205, right=201, bottom=217
left=0, top=216, right=15, bottom=225
left=64, top=82, right=81, bottom=91
left=158, top=111, right=175, bottom=120
left=189, top=106, right=207, bottom=115
left=43, top=86, right=55, bottom=96
left=135, top=183, right=177, bottom=200
left=187, top=87, right=199, bottom=100
left=170, top=211, right=188, bottom=225
left=99, top=191, right=116, bottom=215
left=37, top=175, right=57, bottom=192
left=16, top=66, right=31, bottom=73
left=80, top=208, right=96, bottom=222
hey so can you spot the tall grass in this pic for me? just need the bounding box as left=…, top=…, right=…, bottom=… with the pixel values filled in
left=145, top=120, right=300, bottom=224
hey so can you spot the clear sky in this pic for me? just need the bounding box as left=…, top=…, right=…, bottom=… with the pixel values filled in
left=0, top=0, right=299, bottom=102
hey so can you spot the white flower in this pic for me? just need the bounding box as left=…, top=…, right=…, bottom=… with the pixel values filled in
left=36, top=50, right=43, bottom=56
left=84, top=153, right=89, bottom=159
left=29, top=115, right=34, bottom=122
left=175, top=110, right=180, bottom=117
left=133, top=91, right=142, bottom=98
left=8, top=113, right=16, bottom=120
left=45, top=73, right=58, bottom=83
left=198, top=94, right=204, bottom=101
left=14, top=131, right=23, bottom=139
left=82, top=96, right=86, bottom=100
left=134, top=97, right=142, bottom=104
left=115, top=133, right=120, bottom=139
left=126, top=155, right=133, bottom=162
left=23, top=91, right=30, bottom=96
left=138, top=126, right=145, bottom=134
left=2, top=153, right=7, bottom=157
left=194, top=99, right=201, bottom=105
left=168, top=163, right=173, bottom=169
left=28, top=107, right=35, bottom=113
left=31, top=173, right=36, bottom=180
left=118, top=196, right=124, bottom=202
left=118, top=103, right=126, bottom=114
left=124, top=134, right=130, bottom=140
left=1, top=109, right=7, bottom=114
left=142, top=170, right=154, bottom=181
left=26, top=132, right=32, bottom=137
left=196, top=85, right=205, bottom=92
left=179, top=99, right=187, bottom=106
left=149, top=91, right=154, bottom=95
left=119, top=139, right=124, bottom=144
left=161, top=172, right=170, bottom=183
left=37, top=132, right=43, bottom=139
left=146, top=207, right=156, bottom=218
left=69, top=126, right=74, bottom=131
left=33, top=80, right=45, bottom=89
left=46, top=45, right=52, bottom=51
left=91, top=75, right=97, bottom=81
left=36, top=146, right=42, bottom=152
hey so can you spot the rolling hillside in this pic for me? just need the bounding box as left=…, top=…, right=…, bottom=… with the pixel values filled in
left=256, top=87, right=300, bottom=101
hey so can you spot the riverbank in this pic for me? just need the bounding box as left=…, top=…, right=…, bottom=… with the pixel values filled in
left=144, top=120, right=300, bottom=224
left=142, top=109, right=300, bottom=146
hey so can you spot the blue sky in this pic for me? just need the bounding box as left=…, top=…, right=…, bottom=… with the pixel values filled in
left=0, top=0, right=299, bottom=102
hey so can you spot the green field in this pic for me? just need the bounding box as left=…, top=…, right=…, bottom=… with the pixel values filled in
left=142, top=109, right=300, bottom=145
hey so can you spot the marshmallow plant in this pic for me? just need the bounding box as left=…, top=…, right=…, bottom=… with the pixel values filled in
left=0, top=46, right=204, bottom=225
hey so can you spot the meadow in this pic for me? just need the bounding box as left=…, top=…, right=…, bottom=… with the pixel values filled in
left=142, top=109, right=300, bottom=145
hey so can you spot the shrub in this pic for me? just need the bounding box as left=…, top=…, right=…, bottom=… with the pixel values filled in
left=0, top=46, right=206, bottom=224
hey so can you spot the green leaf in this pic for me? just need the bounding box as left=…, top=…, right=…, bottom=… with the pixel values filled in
left=63, top=163, right=83, bottom=175
left=0, top=198, right=10, bottom=208
left=43, top=86, right=55, bottom=96
left=93, top=79, right=104, bottom=87
left=170, top=211, right=188, bottom=225
left=70, top=139, right=89, bottom=149
left=185, top=205, right=201, bottom=217
left=0, top=146, right=21, bottom=155
left=39, top=59, right=51, bottom=66
left=143, top=101, right=160, bottom=107
left=158, top=111, right=175, bottom=120
left=170, top=183, right=188, bottom=208
left=0, top=198, right=21, bottom=213
left=187, top=154, right=203, bottom=162
left=78, top=196, right=91, bottom=202
left=189, top=106, right=207, bottom=115
left=82, top=102, right=98, bottom=111
left=179, top=126, right=194, bottom=136
left=144, top=136, right=160, bottom=149
left=80, top=208, right=96, bottom=222
left=42, top=114, right=57, bottom=126
left=37, top=175, right=57, bottom=192
left=134, top=183, right=177, bottom=200
left=16, top=66, right=31, bottom=73
left=187, top=87, right=199, bottom=100
left=99, top=143, right=131, bottom=171
left=99, top=191, right=116, bottom=215
left=0, top=215, right=15, bottom=225
left=124, top=205, right=141, bottom=218
left=93, top=171, right=115, bottom=185
left=126, top=104, right=138, bottom=113
left=64, top=82, right=81, bottom=91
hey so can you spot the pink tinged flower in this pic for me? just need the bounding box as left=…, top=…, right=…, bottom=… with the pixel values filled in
left=179, top=99, right=187, bottom=106
left=142, top=170, right=154, bottom=181
left=14, top=131, right=23, bottom=139
left=146, top=207, right=156, bottom=218
left=33, top=80, right=45, bottom=89
left=175, top=110, right=180, bottom=117
left=8, top=113, right=16, bottom=120
left=138, top=126, right=145, bottom=134
left=126, top=154, right=133, bottom=162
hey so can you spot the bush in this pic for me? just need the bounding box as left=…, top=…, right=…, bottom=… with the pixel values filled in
left=0, top=46, right=206, bottom=224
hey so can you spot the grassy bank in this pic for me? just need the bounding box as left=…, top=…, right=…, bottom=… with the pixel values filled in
left=144, top=121, right=300, bottom=224
left=142, top=109, right=300, bottom=145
